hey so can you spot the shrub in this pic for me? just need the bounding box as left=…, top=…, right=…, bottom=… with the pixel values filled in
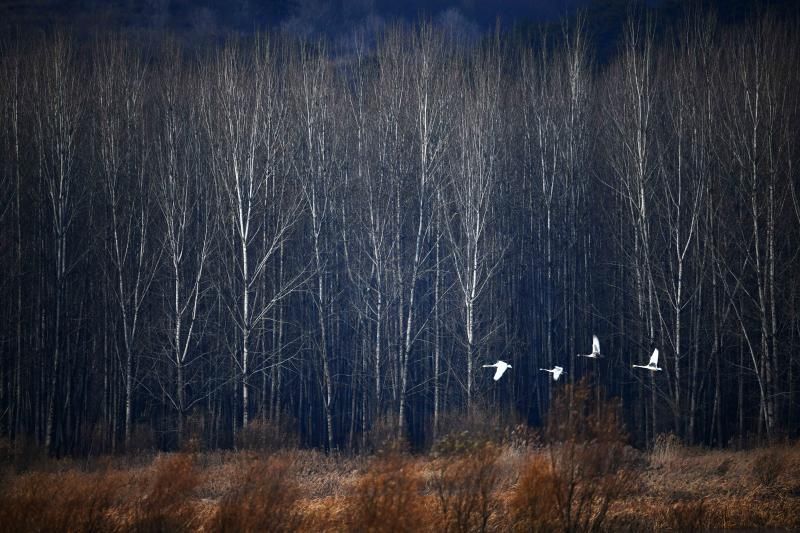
left=433, top=405, right=515, bottom=455
left=652, top=433, right=683, bottom=468
left=130, top=453, right=201, bottom=532
left=180, top=411, right=207, bottom=453
left=346, top=454, right=427, bottom=532
left=430, top=443, right=501, bottom=532
left=752, top=449, right=782, bottom=488
left=507, top=423, right=542, bottom=450
left=0, top=469, right=123, bottom=532
left=508, top=454, right=559, bottom=532
left=128, top=422, right=157, bottom=453
left=211, top=457, right=304, bottom=532
left=665, top=499, right=709, bottom=532
left=235, top=416, right=300, bottom=452
left=363, top=414, right=408, bottom=454
left=0, top=435, right=47, bottom=471
left=541, top=379, right=640, bottom=533
left=714, top=457, right=733, bottom=476
left=0, top=437, right=13, bottom=466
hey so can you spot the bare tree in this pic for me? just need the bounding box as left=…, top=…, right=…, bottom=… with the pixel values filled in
left=0, top=43, right=23, bottom=439
left=343, top=32, right=392, bottom=439
left=603, top=15, right=661, bottom=440
left=204, top=37, right=303, bottom=437
left=445, top=40, right=504, bottom=411
left=152, top=41, right=214, bottom=446
left=31, top=33, right=85, bottom=453
left=521, top=32, right=560, bottom=394
left=397, top=24, right=454, bottom=435
left=94, top=36, right=158, bottom=449
left=1, top=13, right=799, bottom=454
left=717, top=15, right=792, bottom=439
left=652, top=18, right=710, bottom=439
left=292, top=41, right=339, bottom=450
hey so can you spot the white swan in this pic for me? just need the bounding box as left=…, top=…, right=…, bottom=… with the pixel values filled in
left=577, top=335, right=602, bottom=358
left=483, top=360, right=512, bottom=381
left=632, top=349, right=662, bottom=371
left=540, top=366, right=564, bottom=381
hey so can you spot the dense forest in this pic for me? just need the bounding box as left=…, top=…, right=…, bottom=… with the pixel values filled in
left=0, top=5, right=798, bottom=456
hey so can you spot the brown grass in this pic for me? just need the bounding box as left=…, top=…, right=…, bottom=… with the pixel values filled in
left=0, top=468, right=125, bottom=532
left=345, top=453, right=429, bottom=532
left=433, top=405, right=522, bottom=456
left=539, top=380, right=641, bottom=533
left=128, top=453, right=202, bottom=532
left=663, top=498, right=710, bottom=532
left=751, top=448, right=783, bottom=488
left=629, top=441, right=800, bottom=530
left=1, top=425, right=799, bottom=532
left=429, top=443, right=502, bottom=532
left=651, top=432, right=683, bottom=469
left=235, top=416, right=300, bottom=452
left=508, top=454, right=559, bottom=532
left=210, top=456, right=304, bottom=532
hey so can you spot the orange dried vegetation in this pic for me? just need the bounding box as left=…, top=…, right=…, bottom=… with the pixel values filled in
left=211, top=456, right=304, bottom=532
left=345, top=453, right=429, bottom=532
left=0, top=468, right=125, bottom=532
left=128, top=453, right=202, bottom=532
left=429, top=443, right=502, bottom=532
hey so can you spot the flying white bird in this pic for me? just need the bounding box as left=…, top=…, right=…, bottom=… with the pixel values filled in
left=632, top=349, right=662, bottom=371
left=483, top=360, right=512, bottom=381
left=578, top=335, right=602, bottom=358
left=540, top=366, right=565, bottom=381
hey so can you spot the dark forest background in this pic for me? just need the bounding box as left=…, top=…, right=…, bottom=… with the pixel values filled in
left=1, top=3, right=799, bottom=456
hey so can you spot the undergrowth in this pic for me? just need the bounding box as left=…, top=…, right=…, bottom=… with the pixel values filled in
left=1, top=393, right=799, bottom=532
left=211, top=456, right=304, bottom=532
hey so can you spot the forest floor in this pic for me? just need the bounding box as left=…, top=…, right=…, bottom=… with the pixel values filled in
left=1, top=436, right=799, bottom=531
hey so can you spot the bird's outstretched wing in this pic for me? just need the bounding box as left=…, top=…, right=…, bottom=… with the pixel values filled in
left=592, top=335, right=600, bottom=354
left=494, top=366, right=507, bottom=381
left=649, top=349, right=659, bottom=366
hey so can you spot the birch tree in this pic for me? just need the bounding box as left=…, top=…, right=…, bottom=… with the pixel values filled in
left=204, top=38, right=302, bottom=436
left=31, top=34, right=85, bottom=453
left=293, top=42, right=339, bottom=450
left=397, top=24, right=453, bottom=435
left=445, top=41, right=504, bottom=411
left=0, top=44, right=23, bottom=439
left=652, top=21, right=709, bottom=438
left=152, top=41, right=214, bottom=446
left=603, top=15, right=661, bottom=440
